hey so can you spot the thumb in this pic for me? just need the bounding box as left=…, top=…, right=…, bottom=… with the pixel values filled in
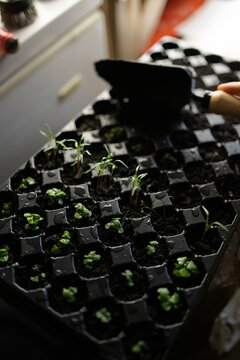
left=217, top=81, right=240, bottom=96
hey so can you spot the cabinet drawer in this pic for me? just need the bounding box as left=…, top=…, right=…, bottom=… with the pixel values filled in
left=0, top=10, right=108, bottom=183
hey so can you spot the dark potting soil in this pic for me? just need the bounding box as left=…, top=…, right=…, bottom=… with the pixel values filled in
left=0, top=234, right=19, bottom=267
left=154, top=149, right=183, bottom=170
left=203, top=198, right=236, bottom=226
left=0, top=191, right=18, bottom=219
left=85, top=143, right=107, bottom=164
left=34, top=150, right=64, bottom=171
left=89, top=176, right=121, bottom=201
left=228, top=155, right=240, bottom=175
left=75, top=114, right=101, bottom=131
left=168, top=256, right=205, bottom=289
left=131, top=233, right=168, bottom=267
left=169, top=183, right=201, bottom=209
left=84, top=297, right=124, bottom=340
left=119, top=191, right=151, bottom=219
left=11, top=168, right=42, bottom=193
left=150, top=207, right=186, bottom=236
left=184, top=113, right=210, bottom=131
left=126, top=137, right=154, bottom=156
left=60, top=163, right=92, bottom=186
left=100, top=125, right=127, bottom=143
left=13, top=207, right=47, bottom=238
left=215, top=174, right=240, bottom=200
left=123, top=322, right=166, bottom=360
left=74, top=243, right=111, bottom=279
left=109, top=263, right=148, bottom=301
left=183, top=161, right=215, bottom=184
left=198, top=143, right=227, bottom=162
left=170, top=130, right=198, bottom=149
left=224, top=115, right=240, bottom=125
left=37, top=185, right=71, bottom=210
left=112, top=156, right=138, bottom=178
left=142, top=169, right=169, bottom=193
left=185, top=225, right=223, bottom=255
left=97, top=217, right=133, bottom=247
left=147, top=286, right=187, bottom=325
left=42, top=228, right=77, bottom=257
left=67, top=199, right=100, bottom=228
left=15, top=262, right=51, bottom=290
left=193, top=65, right=215, bottom=76
left=211, top=124, right=239, bottom=142
left=48, top=274, right=88, bottom=314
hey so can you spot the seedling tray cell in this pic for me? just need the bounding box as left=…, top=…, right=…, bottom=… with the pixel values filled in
left=0, top=36, right=240, bottom=360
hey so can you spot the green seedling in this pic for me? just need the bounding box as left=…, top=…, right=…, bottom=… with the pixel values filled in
left=130, top=165, right=148, bottom=207
left=62, top=286, right=78, bottom=303
left=19, top=176, right=36, bottom=189
left=121, top=269, right=134, bottom=287
left=131, top=340, right=150, bottom=360
left=131, top=143, right=144, bottom=155
left=74, top=202, right=92, bottom=220
left=173, top=256, right=198, bottom=278
left=146, top=240, right=158, bottom=255
left=1, top=202, right=11, bottom=217
left=62, top=135, right=91, bottom=173
left=157, top=287, right=180, bottom=312
left=46, top=188, right=67, bottom=206
left=85, top=145, right=127, bottom=191
left=0, top=244, right=9, bottom=263
left=95, top=307, right=112, bottom=323
left=40, top=123, right=66, bottom=163
left=201, top=205, right=229, bottom=242
left=105, top=217, right=124, bottom=234
left=50, top=230, right=71, bottom=255
left=30, top=272, right=46, bottom=283
left=83, top=250, right=101, bottom=270
left=24, top=213, right=44, bottom=231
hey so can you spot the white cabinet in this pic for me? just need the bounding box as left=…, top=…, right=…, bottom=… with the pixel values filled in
left=0, top=9, right=108, bottom=183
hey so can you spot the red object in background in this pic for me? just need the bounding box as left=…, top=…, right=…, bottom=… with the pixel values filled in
left=0, top=27, right=19, bottom=53
left=145, top=0, right=206, bottom=51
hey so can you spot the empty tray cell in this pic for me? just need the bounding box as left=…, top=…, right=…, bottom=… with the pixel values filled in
left=168, top=183, right=201, bottom=209
left=183, top=161, right=215, bottom=185
left=184, top=113, right=210, bottom=131
left=170, top=130, right=198, bottom=149
left=151, top=206, right=186, bottom=236
left=155, top=148, right=183, bottom=171
left=100, top=125, right=127, bottom=143
left=211, top=124, right=239, bottom=142
left=126, top=136, right=154, bottom=156
left=202, top=198, right=236, bottom=226
left=92, top=99, right=120, bottom=115
left=215, top=174, right=240, bottom=200
left=142, top=169, right=169, bottom=193
left=198, top=143, right=227, bottom=162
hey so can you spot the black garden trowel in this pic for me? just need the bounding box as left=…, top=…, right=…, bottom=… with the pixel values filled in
left=95, top=59, right=240, bottom=130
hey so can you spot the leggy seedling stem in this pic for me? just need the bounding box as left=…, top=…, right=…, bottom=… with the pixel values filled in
left=201, top=205, right=229, bottom=242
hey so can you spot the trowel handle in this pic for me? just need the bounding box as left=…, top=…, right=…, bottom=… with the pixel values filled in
left=204, top=90, right=240, bottom=117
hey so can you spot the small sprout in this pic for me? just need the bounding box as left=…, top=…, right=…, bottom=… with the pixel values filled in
left=228, top=190, right=234, bottom=198
left=83, top=250, right=101, bottom=270
left=46, top=188, right=67, bottom=206
left=74, top=202, right=92, bottom=220
left=1, top=202, right=11, bottom=217
left=157, top=287, right=180, bottom=311
left=105, top=217, right=124, bottom=234
left=95, top=307, right=112, bottom=323
left=131, top=340, right=150, bottom=360
left=62, top=135, right=91, bottom=172
left=50, top=230, right=71, bottom=255
left=130, top=165, right=148, bottom=207
left=19, top=176, right=36, bottom=189
left=146, top=240, right=158, bottom=255
left=84, top=145, right=127, bottom=191
left=0, top=244, right=9, bottom=263
left=121, top=269, right=134, bottom=287
left=30, top=272, right=46, bottom=283
left=131, top=143, right=143, bottom=155
left=62, top=286, right=78, bottom=303
left=201, top=205, right=229, bottom=242
left=40, top=123, right=65, bottom=162
left=172, top=256, right=198, bottom=278
left=24, top=213, right=44, bottom=231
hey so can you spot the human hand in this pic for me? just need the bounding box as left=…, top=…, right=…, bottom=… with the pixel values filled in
left=217, top=81, right=240, bottom=97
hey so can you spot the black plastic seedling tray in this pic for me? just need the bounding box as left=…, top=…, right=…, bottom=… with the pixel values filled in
left=1, top=36, right=240, bottom=360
